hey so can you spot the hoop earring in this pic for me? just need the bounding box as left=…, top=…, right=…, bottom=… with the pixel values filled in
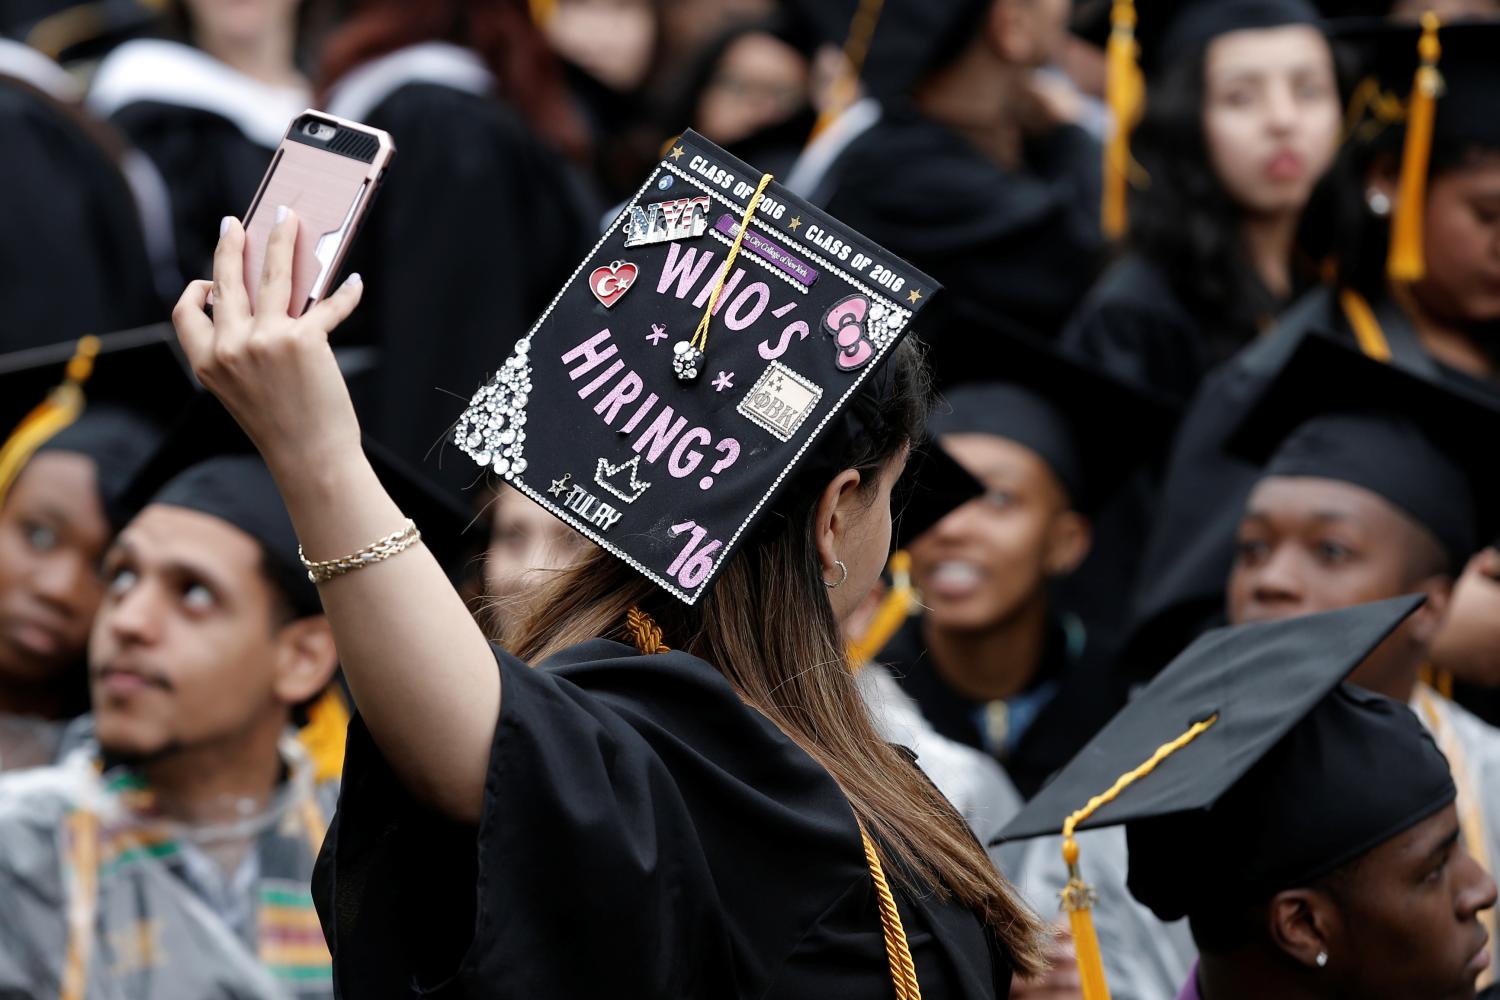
left=1316, top=951, right=1328, bottom=969
left=823, top=559, right=848, bottom=589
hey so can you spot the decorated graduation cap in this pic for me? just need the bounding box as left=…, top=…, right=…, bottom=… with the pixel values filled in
left=1083, top=0, right=1324, bottom=236
left=998, top=594, right=1437, bottom=999
left=125, top=396, right=479, bottom=619
left=1335, top=16, right=1500, bottom=282
left=1224, top=332, right=1500, bottom=571
left=0, top=326, right=197, bottom=525
left=928, top=332, right=1176, bottom=514
left=452, top=129, right=937, bottom=604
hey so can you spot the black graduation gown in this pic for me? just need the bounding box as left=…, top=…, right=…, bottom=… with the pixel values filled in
left=818, top=106, right=1102, bottom=379
left=881, top=615, right=1121, bottom=801
left=0, top=54, right=159, bottom=351
left=1119, top=287, right=1465, bottom=681
left=323, top=45, right=598, bottom=492
left=312, top=640, right=1013, bottom=998
left=87, top=38, right=307, bottom=285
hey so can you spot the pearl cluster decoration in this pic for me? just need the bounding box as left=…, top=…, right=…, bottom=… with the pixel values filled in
left=864, top=300, right=909, bottom=353
left=672, top=340, right=705, bottom=381
left=454, top=336, right=532, bottom=479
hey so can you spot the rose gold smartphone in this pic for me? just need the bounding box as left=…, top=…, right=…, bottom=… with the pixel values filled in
left=240, top=109, right=395, bottom=316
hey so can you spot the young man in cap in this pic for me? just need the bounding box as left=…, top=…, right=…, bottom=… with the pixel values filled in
left=0, top=401, right=470, bottom=999
left=1000, top=598, right=1497, bottom=1000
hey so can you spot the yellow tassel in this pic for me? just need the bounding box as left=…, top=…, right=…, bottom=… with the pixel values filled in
left=0, top=336, right=100, bottom=506
left=807, top=0, right=886, bottom=143
left=1102, top=0, right=1143, bottom=239
left=1388, top=13, right=1443, bottom=283
left=847, top=550, right=914, bottom=669
left=1061, top=838, right=1110, bottom=1000
left=298, top=687, right=351, bottom=784
left=1339, top=289, right=1393, bottom=363
left=527, top=0, right=557, bottom=27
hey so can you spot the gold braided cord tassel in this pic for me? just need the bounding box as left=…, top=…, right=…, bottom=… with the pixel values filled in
left=625, top=606, right=670, bottom=654
left=1101, top=0, right=1143, bottom=239
left=847, top=550, right=914, bottom=669
left=0, top=336, right=100, bottom=505
left=860, top=825, right=922, bottom=1000
left=1057, top=713, right=1220, bottom=1000
left=690, top=173, right=775, bottom=357
left=1388, top=12, right=1443, bottom=282
left=809, top=0, right=887, bottom=141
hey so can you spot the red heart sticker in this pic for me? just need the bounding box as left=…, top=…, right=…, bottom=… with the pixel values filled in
left=589, top=260, right=639, bottom=309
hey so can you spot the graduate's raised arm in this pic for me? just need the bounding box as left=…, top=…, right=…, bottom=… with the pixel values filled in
left=173, top=211, right=499, bottom=824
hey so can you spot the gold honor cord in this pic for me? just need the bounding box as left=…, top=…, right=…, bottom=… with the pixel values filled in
left=1058, top=714, right=1221, bottom=1000
left=689, top=173, right=775, bottom=361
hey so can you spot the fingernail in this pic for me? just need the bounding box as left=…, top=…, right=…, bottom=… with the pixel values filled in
left=219, top=216, right=232, bottom=237
left=275, top=204, right=289, bottom=223
left=345, top=272, right=362, bottom=287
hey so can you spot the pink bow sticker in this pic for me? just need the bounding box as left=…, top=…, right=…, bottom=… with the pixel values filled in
left=823, top=294, right=873, bottom=371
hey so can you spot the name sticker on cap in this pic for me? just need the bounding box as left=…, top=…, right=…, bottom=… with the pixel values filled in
left=451, top=130, right=938, bottom=603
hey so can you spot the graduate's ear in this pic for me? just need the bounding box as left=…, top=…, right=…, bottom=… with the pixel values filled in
left=1406, top=574, right=1454, bottom=649
left=1042, top=509, right=1091, bottom=577
left=271, top=615, right=340, bottom=707
left=1266, top=888, right=1338, bottom=972
left=814, top=468, right=865, bottom=584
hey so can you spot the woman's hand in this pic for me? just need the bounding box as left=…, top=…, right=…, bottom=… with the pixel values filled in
left=172, top=209, right=364, bottom=476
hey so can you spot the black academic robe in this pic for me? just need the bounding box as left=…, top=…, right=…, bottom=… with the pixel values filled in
left=1119, top=287, right=1470, bottom=681
left=313, top=640, right=1013, bottom=998
left=818, top=106, right=1102, bottom=380
left=324, top=48, right=598, bottom=492
left=0, top=72, right=159, bottom=351
left=881, top=615, right=1121, bottom=801
left=88, top=39, right=306, bottom=285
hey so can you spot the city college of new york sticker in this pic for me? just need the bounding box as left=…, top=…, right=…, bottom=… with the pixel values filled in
left=452, top=129, right=939, bottom=604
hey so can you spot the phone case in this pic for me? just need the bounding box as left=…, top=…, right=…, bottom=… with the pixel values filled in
left=241, top=109, right=395, bottom=316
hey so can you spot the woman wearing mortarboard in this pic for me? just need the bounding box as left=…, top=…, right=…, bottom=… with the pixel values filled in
left=171, top=171, right=1058, bottom=990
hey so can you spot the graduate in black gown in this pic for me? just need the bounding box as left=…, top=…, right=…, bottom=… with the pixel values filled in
left=0, top=38, right=161, bottom=351
left=318, top=0, right=597, bottom=491
left=1121, top=16, right=1500, bottom=682
left=790, top=0, right=1104, bottom=377
left=171, top=172, right=1055, bottom=994
left=877, top=332, right=1175, bottom=799
left=85, top=0, right=314, bottom=285
left=0, top=329, right=195, bottom=771
left=1000, top=598, right=1496, bottom=1000
left=1061, top=0, right=1345, bottom=404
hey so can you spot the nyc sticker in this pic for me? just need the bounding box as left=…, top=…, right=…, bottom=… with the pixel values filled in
left=624, top=195, right=711, bottom=247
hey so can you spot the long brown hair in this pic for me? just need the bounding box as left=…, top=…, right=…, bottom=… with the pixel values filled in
left=316, top=0, right=588, bottom=159
left=503, top=339, right=1049, bottom=976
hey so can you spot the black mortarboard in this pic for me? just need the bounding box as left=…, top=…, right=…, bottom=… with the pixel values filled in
left=1001, top=595, right=1429, bottom=841
left=890, top=435, right=984, bottom=552
left=451, top=129, right=937, bottom=603
left=780, top=0, right=990, bottom=100
left=1075, top=0, right=1323, bottom=74
left=0, top=326, right=197, bottom=525
left=1224, top=333, right=1500, bottom=570
left=927, top=333, right=1176, bottom=514
left=124, top=397, right=478, bottom=618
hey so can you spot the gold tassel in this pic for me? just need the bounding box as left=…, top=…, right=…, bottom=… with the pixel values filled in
left=1388, top=13, right=1443, bottom=283
left=527, top=0, right=557, bottom=27
left=298, top=687, right=351, bottom=784
left=0, top=336, right=100, bottom=506
left=1060, top=837, right=1111, bottom=1000
left=847, top=550, right=914, bottom=669
left=1102, top=0, right=1143, bottom=239
left=808, top=0, right=887, bottom=143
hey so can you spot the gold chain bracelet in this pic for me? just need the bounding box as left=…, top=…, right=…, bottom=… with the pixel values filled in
left=299, top=519, right=421, bottom=584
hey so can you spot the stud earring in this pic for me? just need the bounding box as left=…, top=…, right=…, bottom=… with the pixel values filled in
left=1366, top=189, right=1392, bottom=217
left=1316, top=951, right=1328, bottom=968
left=823, top=559, right=847, bottom=589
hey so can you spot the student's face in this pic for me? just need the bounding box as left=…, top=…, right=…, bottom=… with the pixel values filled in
left=545, top=0, right=657, bottom=93
left=1201, top=25, right=1340, bottom=218
left=485, top=486, right=587, bottom=603
left=910, top=434, right=1086, bottom=632
left=1410, top=155, right=1500, bottom=328
left=182, top=0, right=299, bottom=45
left=89, top=506, right=328, bottom=760
left=0, top=453, right=109, bottom=685
left=1323, top=804, right=1495, bottom=1000
left=695, top=33, right=808, bottom=147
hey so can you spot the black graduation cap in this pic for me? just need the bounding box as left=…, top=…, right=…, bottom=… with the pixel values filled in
left=1075, top=0, right=1324, bottom=74
left=451, top=129, right=938, bottom=603
left=0, top=326, right=197, bottom=524
left=780, top=0, right=990, bottom=100
left=927, top=333, right=1177, bottom=514
left=123, top=396, right=478, bottom=618
left=1223, top=332, right=1500, bottom=570
left=890, top=435, right=984, bottom=552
